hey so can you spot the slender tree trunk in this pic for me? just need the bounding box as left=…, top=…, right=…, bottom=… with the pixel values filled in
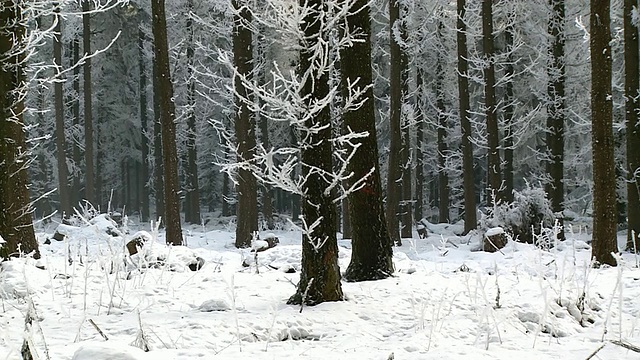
left=436, top=21, right=449, bottom=223
left=546, top=0, right=566, bottom=240
left=139, top=29, right=150, bottom=222
left=503, top=17, right=515, bottom=204
left=152, top=51, right=164, bottom=224
left=259, top=104, right=274, bottom=229
left=95, top=109, right=103, bottom=209
left=386, top=0, right=403, bottom=246
left=185, top=0, right=200, bottom=225
left=233, top=0, right=258, bottom=248
left=152, top=0, right=183, bottom=245
left=457, top=0, right=477, bottom=233
left=342, top=0, right=394, bottom=282
left=288, top=0, right=343, bottom=305
left=590, top=0, right=617, bottom=266
left=482, top=0, right=501, bottom=205
left=72, top=38, right=81, bottom=207
left=0, top=0, right=40, bottom=259
left=625, top=0, right=640, bottom=251
left=415, top=69, right=425, bottom=222
left=82, top=0, right=95, bottom=205
left=53, top=5, right=72, bottom=217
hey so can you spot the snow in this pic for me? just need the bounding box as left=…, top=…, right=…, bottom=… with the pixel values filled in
left=1, top=218, right=640, bottom=359
left=0, top=234, right=5, bottom=244
left=486, top=227, right=505, bottom=237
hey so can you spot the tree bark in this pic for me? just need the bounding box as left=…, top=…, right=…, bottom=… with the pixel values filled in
left=482, top=0, right=502, bottom=205
left=590, top=0, right=618, bottom=266
left=457, top=0, right=477, bottom=233
left=152, top=0, right=183, bottom=245
left=0, top=0, right=40, bottom=259
left=341, top=0, right=394, bottom=282
left=625, top=0, right=640, bottom=251
left=436, top=19, right=449, bottom=223
left=288, top=0, right=343, bottom=305
left=139, top=29, right=150, bottom=222
left=386, top=0, right=403, bottom=246
left=233, top=0, right=258, bottom=248
left=53, top=5, right=72, bottom=218
left=82, top=0, right=95, bottom=205
left=72, top=38, right=81, bottom=207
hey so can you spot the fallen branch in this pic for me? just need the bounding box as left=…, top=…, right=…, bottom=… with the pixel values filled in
left=585, top=343, right=605, bottom=360
left=88, top=319, right=109, bottom=341
left=610, top=339, right=640, bottom=353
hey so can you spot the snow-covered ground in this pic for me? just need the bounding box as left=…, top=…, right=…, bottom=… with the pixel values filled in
left=2, top=215, right=640, bottom=359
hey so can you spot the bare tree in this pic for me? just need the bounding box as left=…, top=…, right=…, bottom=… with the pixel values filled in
left=590, top=0, right=617, bottom=266
left=342, top=0, right=394, bottom=282
left=152, top=0, right=183, bottom=245
left=0, top=0, right=40, bottom=259
left=233, top=0, right=258, bottom=248
left=82, top=0, right=95, bottom=205
left=624, top=0, right=640, bottom=251
left=457, top=0, right=477, bottom=233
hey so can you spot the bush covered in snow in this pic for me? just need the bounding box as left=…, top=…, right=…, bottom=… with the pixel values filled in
left=481, top=185, right=555, bottom=245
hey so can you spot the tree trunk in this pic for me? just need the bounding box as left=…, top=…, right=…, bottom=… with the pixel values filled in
left=82, top=0, right=95, bottom=205
left=152, top=0, right=183, bottom=245
left=415, top=69, right=425, bottom=222
left=0, top=0, right=40, bottom=259
left=185, top=0, right=200, bottom=225
left=625, top=0, right=640, bottom=251
left=590, top=0, right=618, bottom=266
left=72, top=38, right=81, bottom=207
left=53, top=5, right=72, bottom=218
left=139, top=29, right=150, bottom=222
left=152, top=49, right=164, bottom=225
left=341, top=0, right=394, bottom=282
left=436, top=19, right=449, bottom=223
left=503, top=17, right=515, bottom=204
left=546, top=0, right=566, bottom=240
left=482, top=0, right=501, bottom=205
left=386, top=0, right=403, bottom=246
left=259, top=106, right=274, bottom=229
left=233, top=0, right=258, bottom=248
left=457, top=0, right=477, bottom=233
left=288, top=0, right=343, bottom=305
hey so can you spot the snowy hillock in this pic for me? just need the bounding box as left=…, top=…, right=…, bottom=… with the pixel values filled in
left=0, top=217, right=639, bottom=359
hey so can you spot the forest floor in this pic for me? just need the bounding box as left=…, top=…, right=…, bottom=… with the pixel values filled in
left=1, top=214, right=640, bottom=359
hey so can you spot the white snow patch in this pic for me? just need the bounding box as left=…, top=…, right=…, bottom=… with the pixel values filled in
left=485, top=226, right=505, bottom=236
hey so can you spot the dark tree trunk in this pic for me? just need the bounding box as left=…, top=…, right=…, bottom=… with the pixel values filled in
left=590, top=0, right=618, bottom=266
left=546, top=0, right=566, bottom=240
left=152, top=50, right=164, bottom=224
left=233, top=0, right=258, bottom=248
left=53, top=6, right=72, bottom=218
left=415, top=69, right=425, bottom=222
left=400, top=21, right=412, bottom=239
left=139, top=29, right=150, bottom=222
left=341, top=0, right=394, bottom=282
left=503, top=17, right=515, bottom=204
left=82, top=0, right=95, bottom=205
left=288, top=0, right=343, bottom=305
left=152, top=0, right=183, bottom=245
left=386, top=0, right=402, bottom=246
left=184, top=1, right=200, bottom=225
left=95, top=108, right=103, bottom=209
left=457, top=0, right=477, bottom=233
left=625, top=0, right=640, bottom=251
left=436, top=20, right=449, bottom=223
left=72, top=38, right=81, bottom=206
left=0, top=0, right=40, bottom=259
left=259, top=107, right=274, bottom=229
left=342, top=198, right=351, bottom=239
left=482, top=0, right=501, bottom=205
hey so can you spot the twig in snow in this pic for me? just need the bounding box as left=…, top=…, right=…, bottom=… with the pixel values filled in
left=88, top=318, right=109, bottom=341
left=584, top=343, right=605, bottom=359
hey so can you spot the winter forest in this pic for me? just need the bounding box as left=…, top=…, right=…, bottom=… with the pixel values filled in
left=2, top=0, right=640, bottom=358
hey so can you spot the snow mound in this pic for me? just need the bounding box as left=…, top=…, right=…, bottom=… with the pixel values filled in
left=198, top=299, right=231, bottom=312
left=71, top=342, right=148, bottom=360
left=485, top=227, right=505, bottom=237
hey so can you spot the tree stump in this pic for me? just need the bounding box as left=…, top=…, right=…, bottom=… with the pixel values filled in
left=484, top=227, right=507, bottom=253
